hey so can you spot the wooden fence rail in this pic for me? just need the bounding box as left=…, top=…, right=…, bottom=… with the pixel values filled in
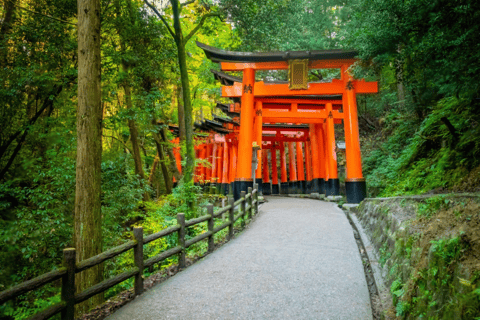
left=0, top=186, right=259, bottom=320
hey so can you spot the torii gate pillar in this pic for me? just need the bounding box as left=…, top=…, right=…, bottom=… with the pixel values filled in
left=234, top=68, right=256, bottom=200
left=271, top=146, right=279, bottom=194
left=262, top=149, right=271, bottom=195
left=325, top=103, right=340, bottom=196
left=254, top=101, right=263, bottom=195
left=279, top=142, right=288, bottom=194
left=342, top=66, right=366, bottom=203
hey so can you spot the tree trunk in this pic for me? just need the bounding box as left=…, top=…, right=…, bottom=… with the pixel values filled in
left=171, top=0, right=195, bottom=186
left=124, top=83, right=150, bottom=200
left=0, top=0, right=17, bottom=66
left=395, top=58, right=406, bottom=108
left=75, top=0, right=103, bottom=314
left=152, top=132, right=172, bottom=194
left=149, top=154, right=159, bottom=185
left=114, top=0, right=148, bottom=199
left=177, top=85, right=186, bottom=144
left=160, top=127, right=182, bottom=181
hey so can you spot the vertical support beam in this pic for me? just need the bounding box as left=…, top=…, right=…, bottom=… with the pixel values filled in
left=305, top=140, right=313, bottom=193
left=200, top=145, right=206, bottom=186
left=288, top=142, right=297, bottom=194
left=194, top=148, right=200, bottom=186
left=61, top=248, right=76, bottom=320
left=172, top=142, right=182, bottom=187
left=271, top=146, right=279, bottom=194
left=222, top=141, right=229, bottom=195
left=254, top=101, right=263, bottom=195
left=315, top=123, right=326, bottom=194
left=228, top=197, right=234, bottom=240
left=207, top=142, right=215, bottom=191
left=309, top=124, right=321, bottom=193
left=279, top=142, right=288, bottom=194
left=247, top=187, right=253, bottom=219
left=325, top=103, right=339, bottom=196
left=296, top=141, right=306, bottom=194
left=215, top=143, right=222, bottom=193
left=262, top=149, right=271, bottom=195
left=342, top=65, right=366, bottom=203
left=177, top=213, right=186, bottom=269
left=229, top=139, right=238, bottom=196
left=235, top=68, right=256, bottom=200
left=133, top=227, right=144, bottom=296
left=240, top=191, right=246, bottom=227
left=254, top=183, right=259, bottom=214
left=207, top=205, right=214, bottom=253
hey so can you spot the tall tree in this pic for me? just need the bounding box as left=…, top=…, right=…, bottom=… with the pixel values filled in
left=114, top=0, right=149, bottom=199
left=75, top=0, right=103, bottom=313
left=144, top=0, right=220, bottom=187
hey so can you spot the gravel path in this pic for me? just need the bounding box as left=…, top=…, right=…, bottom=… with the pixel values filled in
left=107, top=197, right=372, bottom=320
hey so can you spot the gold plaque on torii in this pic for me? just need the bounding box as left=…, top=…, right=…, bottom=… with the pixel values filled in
left=288, top=59, right=309, bottom=90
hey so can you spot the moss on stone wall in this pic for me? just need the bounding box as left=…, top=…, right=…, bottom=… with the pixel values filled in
left=357, top=194, right=480, bottom=319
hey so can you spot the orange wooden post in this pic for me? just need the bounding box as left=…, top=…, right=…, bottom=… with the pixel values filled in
left=206, top=142, right=213, bottom=188
left=296, top=141, right=306, bottom=194
left=309, top=124, right=321, bottom=193
left=271, top=145, right=279, bottom=194
left=221, top=141, right=229, bottom=195
left=193, top=146, right=200, bottom=186
left=215, top=143, right=223, bottom=193
left=322, top=121, right=330, bottom=188
left=234, top=68, right=256, bottom=200
left=262, top=149, right=271, bottom=195
left=254, top=101, right=263, bottom=195
left=342, top=65, right=366, bottom=203
left=288, top=142, right=297, bottom=194
left=210, top=141, right=218, bottom=191
left=172, top=138, right=182, bottom=187
left=315, top=123, right=326, bottom=194
left=229, top=139, right=238, bottom=196
left=279, top=141, right=288, bottom=194
left=325, top=103, right=339, bottom=196
left=200, top=144, right=207, bottom=186
left=305, top=140, right=313, bottom=193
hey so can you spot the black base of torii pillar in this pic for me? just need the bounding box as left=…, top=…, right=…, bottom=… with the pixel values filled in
left=345, top=179, right=367, bottom=204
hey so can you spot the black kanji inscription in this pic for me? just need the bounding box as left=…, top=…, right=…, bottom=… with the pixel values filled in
left=345, top=81, right=354, bottom=91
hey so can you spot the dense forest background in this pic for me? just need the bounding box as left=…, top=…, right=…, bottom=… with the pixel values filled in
left=1, top=0, right=479, bottom=318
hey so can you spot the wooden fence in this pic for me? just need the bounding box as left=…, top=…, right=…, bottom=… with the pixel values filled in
left=0, top=187, right=259, bottom=320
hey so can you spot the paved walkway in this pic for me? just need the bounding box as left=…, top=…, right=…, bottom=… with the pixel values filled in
left=107, top=197, right=372, bottom=320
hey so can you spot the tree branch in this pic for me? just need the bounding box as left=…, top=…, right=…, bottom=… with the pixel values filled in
left=180, top=0, right=195, bottom=8
left=184, top=12, right=220, bottom=44
left=103, top=134, right=133, bottom=153
left=310, top=70, right=323, bottom=81
left=143, top=0, right=176, bottom=39
left=7, top=0, right=77, bottom=26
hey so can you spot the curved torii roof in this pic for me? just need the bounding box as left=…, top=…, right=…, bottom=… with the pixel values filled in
left=197, top=42, right=358, bottom=63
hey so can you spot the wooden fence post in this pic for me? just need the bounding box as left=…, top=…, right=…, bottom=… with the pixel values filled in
left=133, top=226, right=144, bottom=296
left=240, top=191, right=246, bottom=228
left=247, top=187, right=253, bottom=219
left=207, top=204, right=214, bottom=253
left=228, top=197, right=234, bottom=240
left=177, top=213, right=186, bottom=269
left=255, top=189, right=259, bottom=215
left=61, top=248, right=75, bottom=320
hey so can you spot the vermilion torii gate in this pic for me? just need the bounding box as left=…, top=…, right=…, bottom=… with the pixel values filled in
left=196, top=42, right=378, bottom=203
left=212, top=71, right=348, bottom=198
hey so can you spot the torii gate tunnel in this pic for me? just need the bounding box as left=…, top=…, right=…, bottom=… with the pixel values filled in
left=193, top=42, right=378, bottom=203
